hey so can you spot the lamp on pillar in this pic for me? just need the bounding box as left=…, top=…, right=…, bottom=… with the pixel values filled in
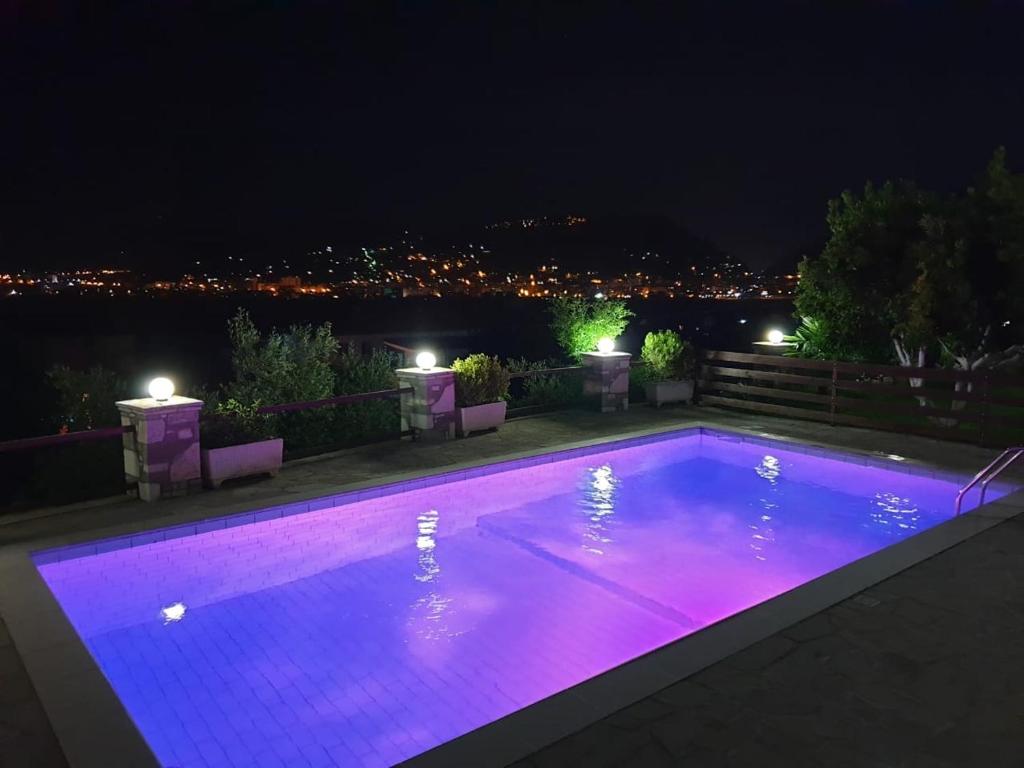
left=581, top=337, right=631, bottom=413
left=397, top=351, right=456, bottom=440
left=116, top=379, right=203, bottom=501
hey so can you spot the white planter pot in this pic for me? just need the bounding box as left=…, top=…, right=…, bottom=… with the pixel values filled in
left=201, top=438, right=284, bottom=489
left=455, top=401, right=507, bottom=437
left=644, top=379, right=694, bottom=407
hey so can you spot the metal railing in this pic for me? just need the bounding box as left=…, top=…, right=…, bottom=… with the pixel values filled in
left=955, top=446, right=1024, bottom=515
left=257, top=387, right=413, bottom=415
left=0, top=425, right=133, bottom=454
left=508, top=365, right=583, bottom=380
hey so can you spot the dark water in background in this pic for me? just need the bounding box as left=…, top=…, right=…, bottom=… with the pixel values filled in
left=0, top=295, right=794, bottom=442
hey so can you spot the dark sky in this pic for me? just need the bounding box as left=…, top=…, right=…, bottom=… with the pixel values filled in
left=2, top=1, right=1023, bottom=270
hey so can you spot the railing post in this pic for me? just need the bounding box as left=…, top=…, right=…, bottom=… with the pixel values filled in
left=581, top=351, right=631, bottom=413
left=115, top=396, right=204, bottom=501
left=979, top=372, right=991, bottom=447
left=829, top=361, right=838, bottom=426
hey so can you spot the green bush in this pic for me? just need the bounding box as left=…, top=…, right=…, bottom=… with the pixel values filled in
left=222, top=309, right=338, bottom=406
left=200, top=399, right=276, bottom=449
left=640, top=331, right=695, bottom=380
left=549, top=298, right=634, bottom=362
left=506, top=358, right=585, bottom=409
left=46, top=365, right=128, bottom=431
left=220, top=309, right=338, bottom=453
left=784, top=317, right=831, bottom=359
left=451, top=354, right=510, bottom=407
left=327, top=344, right=402, bottom=446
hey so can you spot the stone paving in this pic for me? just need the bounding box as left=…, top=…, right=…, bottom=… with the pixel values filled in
left=1, top=406, right=1021, bottom=767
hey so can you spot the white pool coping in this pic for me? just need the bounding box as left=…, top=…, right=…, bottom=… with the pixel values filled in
left=1, top=423, right=1021, bottom=768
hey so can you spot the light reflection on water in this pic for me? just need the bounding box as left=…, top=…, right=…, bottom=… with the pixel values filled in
left=409, top=508, right=455, bottom=639
left=870, top=492, right=921, bottom=535
left=751, top=455, right=780, bottom=561
left=580, top=464, right=619, bottom=555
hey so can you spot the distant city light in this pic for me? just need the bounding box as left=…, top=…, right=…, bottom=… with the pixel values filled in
left=148, top=377, right=175, bottom=402
left=415, top=351, right=437, bottom=370
left=597, top=337, right=615, bottom=354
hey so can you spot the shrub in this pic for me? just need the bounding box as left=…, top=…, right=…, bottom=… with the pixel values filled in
left=640, top=331, right=695, bottom=380
left=222, top=309, right=338, bottom=406
left=46, top=365, right=128, bottom=431
left=451, top=354, right=510, bottom=407
left=221, top=309, right=338, bottom=453
left=327, top=344, right=402, bottom=445
left=549, top=298, right=634, bottom=362
left=200, top=399, right=276, bottom=450
left=505, top=358, right=585, bottom=409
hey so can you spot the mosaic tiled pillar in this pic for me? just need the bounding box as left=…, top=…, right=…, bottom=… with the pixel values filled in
left=582, top=351, right=632, bottom=413
left=115, top=397, right=203, bottom=501
left=396, top=367, right=456, bottom=441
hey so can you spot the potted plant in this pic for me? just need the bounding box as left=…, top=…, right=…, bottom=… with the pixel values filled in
left=640, top=330, right=696, bottom=407
left=451, top=354, right=511, bottom=437
left=200, top=399, right=282, bottom=488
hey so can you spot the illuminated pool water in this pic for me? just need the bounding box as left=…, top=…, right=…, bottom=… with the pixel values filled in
left=37, top=430, right=979, bottom=768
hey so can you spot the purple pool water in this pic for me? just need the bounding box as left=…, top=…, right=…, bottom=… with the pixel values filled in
left=38, top=431, right=973, bottom=767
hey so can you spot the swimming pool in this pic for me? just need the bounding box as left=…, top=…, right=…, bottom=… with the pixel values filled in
left=35, top=428, right=986, bottom=767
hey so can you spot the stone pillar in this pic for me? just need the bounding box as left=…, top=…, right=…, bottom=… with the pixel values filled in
left=582, top=351, right=632, bottom=413
left=396, top=366, right=456, bottom=441
left=115, top=396, right=203, bottom=501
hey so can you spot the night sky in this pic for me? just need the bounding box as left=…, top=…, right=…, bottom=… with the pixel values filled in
left=3, top=2, right=1023, bottom=271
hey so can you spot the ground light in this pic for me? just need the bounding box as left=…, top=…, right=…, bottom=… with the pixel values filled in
left=415, top=351, right=437, bottom=370
left=597, top=337, right=615, bottom=354
left=767, top=329, right=785, bottom=344
left=148, top=377, right=175, bottom=402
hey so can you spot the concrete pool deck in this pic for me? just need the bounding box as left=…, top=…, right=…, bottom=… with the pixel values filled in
left=1, top=406, right=1022, bottom=767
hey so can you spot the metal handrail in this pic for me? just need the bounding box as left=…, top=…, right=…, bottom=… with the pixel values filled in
left=257, top=387, right=414, bottom=415
left=508, top=366, right=583, bottom=380
left=0, top=425, right=133, bottom=454
left=955, top=446, right=1024, bottom=515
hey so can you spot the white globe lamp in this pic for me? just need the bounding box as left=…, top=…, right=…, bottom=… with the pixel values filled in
left=597, top=337, right=615, bottom=354
left=148, top=377, right=175, bottom=402
left=767, top=329, right=785, bottom=345
left=415, top=351, right=437, bottom=370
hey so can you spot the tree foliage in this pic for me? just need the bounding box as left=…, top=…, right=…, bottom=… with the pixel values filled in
left=794, top=149, right=1024, bottom=369
left=46, top=365, right=128, bottom=431
left=549, top=298, right=634, bottom=362
left=451, top=354, right=510, bottom=407
left=640, top=330, right=694, bottom=380
left=222, top=309, right=338, bottom=406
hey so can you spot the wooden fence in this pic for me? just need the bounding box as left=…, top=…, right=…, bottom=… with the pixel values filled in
left=698, top=350, right=1024, bottom=447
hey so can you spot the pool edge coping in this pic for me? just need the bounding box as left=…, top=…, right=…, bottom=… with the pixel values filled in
left=0, top=421, right=1019, bottom=768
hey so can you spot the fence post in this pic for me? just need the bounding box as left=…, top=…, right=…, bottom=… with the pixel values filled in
left=978, top=372, right=991, bottom=447
left=829, top=361, right=838, bottom=426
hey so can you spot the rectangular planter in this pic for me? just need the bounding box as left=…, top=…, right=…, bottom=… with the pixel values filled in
left=201, top=438, right=284, bottom=489
left=644, top=379, right=694, bottom=407
left=455, top=401, right=507, bottom=437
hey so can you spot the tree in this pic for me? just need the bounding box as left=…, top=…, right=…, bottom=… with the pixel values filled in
left=901, top=148, right=1024, bottom=377
left=795, top=150, right=1024, bottom=373
left=549, top=298, right=634, bottom=362
left=795, top=180, right=933, bottom=364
